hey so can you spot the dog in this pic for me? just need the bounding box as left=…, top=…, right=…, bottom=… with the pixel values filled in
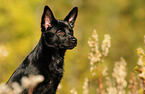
left=6, top=5, right=78, bottom=94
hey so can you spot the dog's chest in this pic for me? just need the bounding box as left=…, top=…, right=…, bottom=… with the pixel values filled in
left=39, top=54, right=63, bottom=75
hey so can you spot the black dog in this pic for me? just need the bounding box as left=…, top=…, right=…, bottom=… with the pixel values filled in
left=7, top=5, right=78, bottom=94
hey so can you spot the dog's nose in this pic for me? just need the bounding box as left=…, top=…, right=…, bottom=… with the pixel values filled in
left=71, top=38, right=77, bottom=44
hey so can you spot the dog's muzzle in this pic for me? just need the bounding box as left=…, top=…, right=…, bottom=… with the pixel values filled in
left=67, top=37, right=77, bottom=49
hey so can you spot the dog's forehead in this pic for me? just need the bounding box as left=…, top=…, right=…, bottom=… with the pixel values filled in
left=57, top=20, right=71, bottom=28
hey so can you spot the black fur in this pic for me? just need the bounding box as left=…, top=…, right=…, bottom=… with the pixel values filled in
left=6, top=6, right=78, bottom=94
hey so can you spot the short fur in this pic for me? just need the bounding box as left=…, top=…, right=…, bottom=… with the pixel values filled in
left=6, top=6, right=78, bottom=94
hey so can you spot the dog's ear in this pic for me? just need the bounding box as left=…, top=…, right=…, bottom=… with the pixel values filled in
left=41, top=6, right=55, bottom=30
left=64, top=7, right=78, bottom=28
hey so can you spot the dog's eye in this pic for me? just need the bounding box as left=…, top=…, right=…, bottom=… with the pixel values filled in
left=57, top=30, right=65, bottom=36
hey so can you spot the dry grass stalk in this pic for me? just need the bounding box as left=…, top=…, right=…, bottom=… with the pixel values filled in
left=88, top=29, right=111, bottom=94
left=0, top=75, right=44, bottom=94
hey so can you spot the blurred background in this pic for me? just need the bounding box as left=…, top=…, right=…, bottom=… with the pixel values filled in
left=0, top=0, right=145, bottom=93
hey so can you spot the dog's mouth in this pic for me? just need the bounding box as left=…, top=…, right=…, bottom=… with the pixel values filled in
left=59, top=42, right=77, bottom=49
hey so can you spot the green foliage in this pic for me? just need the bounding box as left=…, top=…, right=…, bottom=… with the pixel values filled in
left=0, top=0, right=145, bottom=93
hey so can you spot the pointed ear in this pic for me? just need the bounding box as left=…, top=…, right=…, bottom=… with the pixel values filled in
left=41, top=6, right=55, bottom=30
left=64, top=7, right=78, bottom=28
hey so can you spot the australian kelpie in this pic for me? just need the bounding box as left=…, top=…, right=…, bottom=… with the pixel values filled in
left=7, top=5, right=78, bottom=94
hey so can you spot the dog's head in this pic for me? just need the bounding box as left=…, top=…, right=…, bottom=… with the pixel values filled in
left=41, top=6, right=78, bottom=49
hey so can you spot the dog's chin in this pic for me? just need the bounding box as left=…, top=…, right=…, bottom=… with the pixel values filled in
left=67, top=44, right=77, bottom=49
left=67, top=46, right=76, bottom=49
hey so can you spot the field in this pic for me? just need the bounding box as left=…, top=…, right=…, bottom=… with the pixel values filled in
left=0, top=0, right=145, bottom=94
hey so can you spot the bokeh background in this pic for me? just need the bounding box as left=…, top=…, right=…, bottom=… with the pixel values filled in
left=0, top=0, right=145, bottom=93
